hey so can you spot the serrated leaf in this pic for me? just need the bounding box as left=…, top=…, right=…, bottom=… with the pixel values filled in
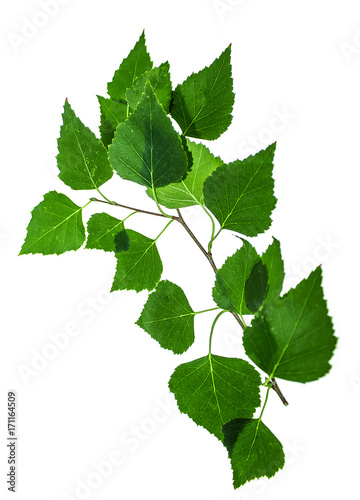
left=245, top=260, right=268, bottom=313
left=243, top=267, right=337, bottom=382
left=136, top=280, right=195, bottom=354
left=126, top=62, right=172, bottom=113
left=20, top=191, right=85, bottom=255
left=171, top=45, right=234, bottom=140
left=213, top=240, right=259, bottom=315
left=85, top=212, right=125, bottom=252
left=109, top=82, right=188, bottom=189
left=203, top=144, right=277, bottom=236
left=56, top=100, right=113, bottom=190
left=222, top=418, right=285, bottom=488
left=107, top=30, right=153, bottom=101
left=111, top=229, right=162, bottom=292
left=148, top=140, right=223, bottom=209
left=97, top=96, right=128, bottom=147
left=169, top=355, right=261, bottom=440
left=261, top=238, right=284, bottom=303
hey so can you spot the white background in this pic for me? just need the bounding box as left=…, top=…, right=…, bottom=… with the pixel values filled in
left=1, top=1, right=360, bottom=499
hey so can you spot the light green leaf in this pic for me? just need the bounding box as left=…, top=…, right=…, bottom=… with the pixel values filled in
left=171, top=45, right=234, bottom=140
left=107, top=30, right=153, bottom=101
left=213, top=240, right=260, bottom=315
left=203, top=144, right=277, bottom=236
left=243, top=267, right=337, bottom=382
left=97, top=96, right=128, bottom=147
left=20, top=191, right=86, bottom=255
left=136, top=280, right=195, bottom=354
left=109, top=82, right=188, bottom=189
left=169, top=355, right=261, bottom=440
left=149, top=140, right=223, bottom=209
left=126, top=62, right=172, bottom=113
left=56, top=100, right=113, bottom=190
left=85, top=212, right=125, bottom=252
left=111, top=230, right=162, bottom=292
left=222, top=418, right=285, bottom=488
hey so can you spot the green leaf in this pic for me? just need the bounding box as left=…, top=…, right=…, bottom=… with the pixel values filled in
left=261, top=238, right=284, bottom=304
left=20, top=191, right=86, bottom=255
left=244, top=260, right=268, bottom=313
left=126, top=62, right=172, bottom=113
left=107, top=30, right=153, bottom=101
left=56, top=100, right=113, bottom=190
left=109, top=82, right=188, bottom=189
left=213, top=240, right=260, bottom=315
left=169, top=355, right=261, bottom=440
left=97, top=96, right=128, bottom=147
left=243, top=267, right=337, bottom=382
left=111, top=230, right=162, bottom=292
left=85, top=212, right=125, bottom=252
left=114, top=230, right=130, bottom=253
left=170, top=45, right=234, bottom=140
left=222, top=418, right=285, bottom=488
left=148, top=139, right=223, bottom=209
left=203, top=144, right=277, bottom=236
left=136, top=280, right=195, bottom=354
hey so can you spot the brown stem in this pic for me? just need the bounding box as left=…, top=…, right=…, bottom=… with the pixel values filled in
left=176, top=210, right=246, bottom=331
left=90, top=197, right=177, bottom=219
left=176, top=209, right=217, bottom=273
left=270, top=378, right=289, bottom=406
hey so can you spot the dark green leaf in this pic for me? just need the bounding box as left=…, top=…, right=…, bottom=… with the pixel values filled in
left=261, top=238, right=284, bottom=304
left=171, top=46, right=234, bottom=140
left=136, top=280, right=195, bottom=354
left=56, top=100, right=113, bottom=190
left=169, top=355, right=261, bottom=440
left=126, top=62, right=172, bottom=113
left=114, top=230, right=130, bottom=253
left=107, top=30, right=153, bottom=101
left=203, top=144, right=277, bottom=236
left=111, top=229, right=162, bottom=292
left=109, top=82, right=188, bottom=189
left=222, top=418, right=285, bottom=488
left=20, top=191, right=85, bottom=255
left=245, top=260, right=268, bottom=313
left=243, top=267, right=337, bottom=382
left=149, top=140, right=223, bottom=208
left=97, top=96, right=128, bottom=147
left=213, top=240, right=259, bottom=315
left=85, top=212, right=125, bottom=252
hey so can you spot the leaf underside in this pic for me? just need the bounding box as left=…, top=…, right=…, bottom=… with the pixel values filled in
left=149, top=139, right=223, bottom=208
